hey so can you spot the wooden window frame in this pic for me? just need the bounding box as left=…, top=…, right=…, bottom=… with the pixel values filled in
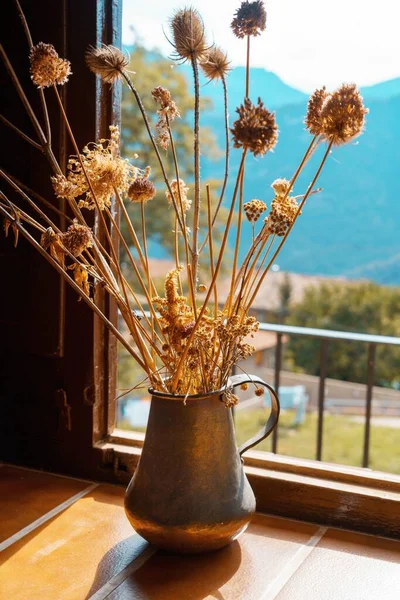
left=1, top=0, right=399, bottom=542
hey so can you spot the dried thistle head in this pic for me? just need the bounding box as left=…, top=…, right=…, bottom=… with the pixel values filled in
left=271, top=178, right=291, bottom=197
left=200, top=46, right=230, bottom=81
left=85, top=45, right=129, bottom=84
left=170, top=7, right=207, bottom=63
left=304, top=87, right=329, bottom=137
left=152, top=86, right=180, bottom=150
left=29, top=42, right=71, bottom=88
left=231, top=0, right=267, bottom=39
left=60, top=220, right=92, bottom=256
left=319, top=84, right=368, bottom=145
left=231, top=97, right=278, bottom=157
left=244, top=199, right=267, bottom=223
left=128, top=177, right=156, bottom=203
left=166, top=179, right=192, bottom=212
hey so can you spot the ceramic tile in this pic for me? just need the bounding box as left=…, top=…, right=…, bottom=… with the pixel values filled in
left=107, top=514, right=320, bottom=600
left=0, top=464, right=89, bottom=542
left=277, top=528, right=400, bottom=600
left=0, top=484, right=148, bottom=600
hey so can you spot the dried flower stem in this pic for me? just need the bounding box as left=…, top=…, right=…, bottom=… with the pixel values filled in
left=246, top=140, right=333, bottom=311
left=191, top=57, right=201, bottom=293
left=0, top=202, right=150, bottom=372
left=171, top=151, right=247, bottom=392
left=140, top=200, right=156, bottom=362
left=245, top=35, right=250, bottom=97
left=0, top=114, right=42, bottom=149
left=167, top=114, right=191, bottom=267
left=206, top=184, right=218, bottom=319
left=199, top=74, right=230, bottom=252
left=14, top=0, right=52, bottom=144
left=121, top=72, right=188, bottom=243
left=173, top=216, right=184, bottom=296
left=0, top=43, right=60, bottom=175
left=227, top=167, right=245, bottom=316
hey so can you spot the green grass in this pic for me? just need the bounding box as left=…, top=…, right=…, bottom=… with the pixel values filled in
left=235, top=409, right=400, bottom=474
left=119, top=409, right=400, bottom=474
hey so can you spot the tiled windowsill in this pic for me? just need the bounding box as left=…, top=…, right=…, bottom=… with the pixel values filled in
left=1, top=463, right=399, bottom=599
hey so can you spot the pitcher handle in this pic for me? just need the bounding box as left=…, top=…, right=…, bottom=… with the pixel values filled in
left=228, top=373, right=280, bottom=457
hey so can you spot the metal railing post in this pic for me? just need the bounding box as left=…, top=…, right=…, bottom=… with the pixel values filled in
left=362, top=343, right=376, bottom=468
left=316, top=338, right=328, bottom=461
left=272, top=332, right=282, bottom=454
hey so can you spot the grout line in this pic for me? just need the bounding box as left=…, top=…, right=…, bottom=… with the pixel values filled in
left=259, top=526, right=327, bottom=600
left=0, top=483, right=98, bottom=553
left=88, top=544, right=158, bottom=600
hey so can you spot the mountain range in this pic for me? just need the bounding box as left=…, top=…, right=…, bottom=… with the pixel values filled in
left=191, top=67, right=400, bottom=286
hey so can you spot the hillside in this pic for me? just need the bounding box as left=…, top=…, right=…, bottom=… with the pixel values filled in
left=198, top=69, right=400, bottom=285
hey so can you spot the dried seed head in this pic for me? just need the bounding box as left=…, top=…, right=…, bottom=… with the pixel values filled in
left=53, top=127, right=135, bottom=211
left=198, top=284, right=207, bottom=292
left=152, top=86, right=180, bottom=150
left=255, top=387, right=264, bottom=396
left=304, top=87, right=329, bottom=137
left=271, top=178, right=291, bottom=197
left=85, top=45, right=129, bottom=84
left=60, top=220, right=92, bottom=256
left=170, top=7, right=207, bottom=63
left=127, top=177, right=156, bottom=203
left=231, top=0, right=267, bottom=39
left=240, top=383, right=248, bottom=391
left=223, top=389, right=239, bottom=408
left=244, top=199, right=267, bottom=223
left=29, top=42, right=71, bottom=88
left=166, top=179, right=191, bottom=212
left=231, top=97, right=278, bottom=157
left=319, top=83, right=368, bottom=145
left=200, top=46, right=230, bottom=81
left=265, top=195, right=299, bottom=236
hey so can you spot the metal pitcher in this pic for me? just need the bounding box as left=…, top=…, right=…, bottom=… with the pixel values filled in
left=124, top=373, right=280, bottom=554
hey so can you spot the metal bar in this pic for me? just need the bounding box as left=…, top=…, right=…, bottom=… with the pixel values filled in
left=258, top=322, right=400, bottom=346
left=362, top=343, right=376, bottom=468
left=272, top=333, right=282, bottom=454
left=316, top=339, right=328, bottom=461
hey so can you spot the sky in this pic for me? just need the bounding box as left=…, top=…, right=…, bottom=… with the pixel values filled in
left=122, top=0, right=400, bottom=92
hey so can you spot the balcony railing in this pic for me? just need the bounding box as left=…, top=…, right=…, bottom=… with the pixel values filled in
left=250, top=322, right=400, bottom=469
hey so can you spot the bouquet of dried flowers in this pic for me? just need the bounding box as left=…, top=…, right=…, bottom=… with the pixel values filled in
left=0, top=1, right=368, bottom=402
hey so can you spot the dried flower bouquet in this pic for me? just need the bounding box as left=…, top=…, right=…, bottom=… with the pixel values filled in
left=1, top=1, right=368, bottom=402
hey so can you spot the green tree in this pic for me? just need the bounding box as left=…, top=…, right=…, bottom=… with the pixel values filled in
left=286, top=281, right=400, bottom=386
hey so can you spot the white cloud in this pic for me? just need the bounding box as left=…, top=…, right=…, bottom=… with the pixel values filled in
left=122, top=0, right=400, bottom=92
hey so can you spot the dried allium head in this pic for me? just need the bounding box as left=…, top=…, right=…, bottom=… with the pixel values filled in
left=60, top=220, right=92, bottom=256
left=166, top=179, right=191, bottom=212
left=304, top=87, right=329, bottom=137
left=265, top=195, right=299, bottom=236
left=271, top=178, right=291, bottom=197
left=53, top=127, right=135, bottom=210
left=85, top=45, right=128, bottom=84
left=127, top=177, right=156, bottom=203
left=200, top=46, right=230, bottom=81
left=319, top=83, right=368, bottom=145
left=170, top=7, right=207, bottom=63
left=29, top=42, right=71, bottom=88
left=244, top=199, right=267, bottom=222
left=231, top=97, right=278, bottom=157
left=152, top=86, right=180, bottom=150
left=223, top=389, right=239, bottom=408
left=231, top=0, right=267, bottom=39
